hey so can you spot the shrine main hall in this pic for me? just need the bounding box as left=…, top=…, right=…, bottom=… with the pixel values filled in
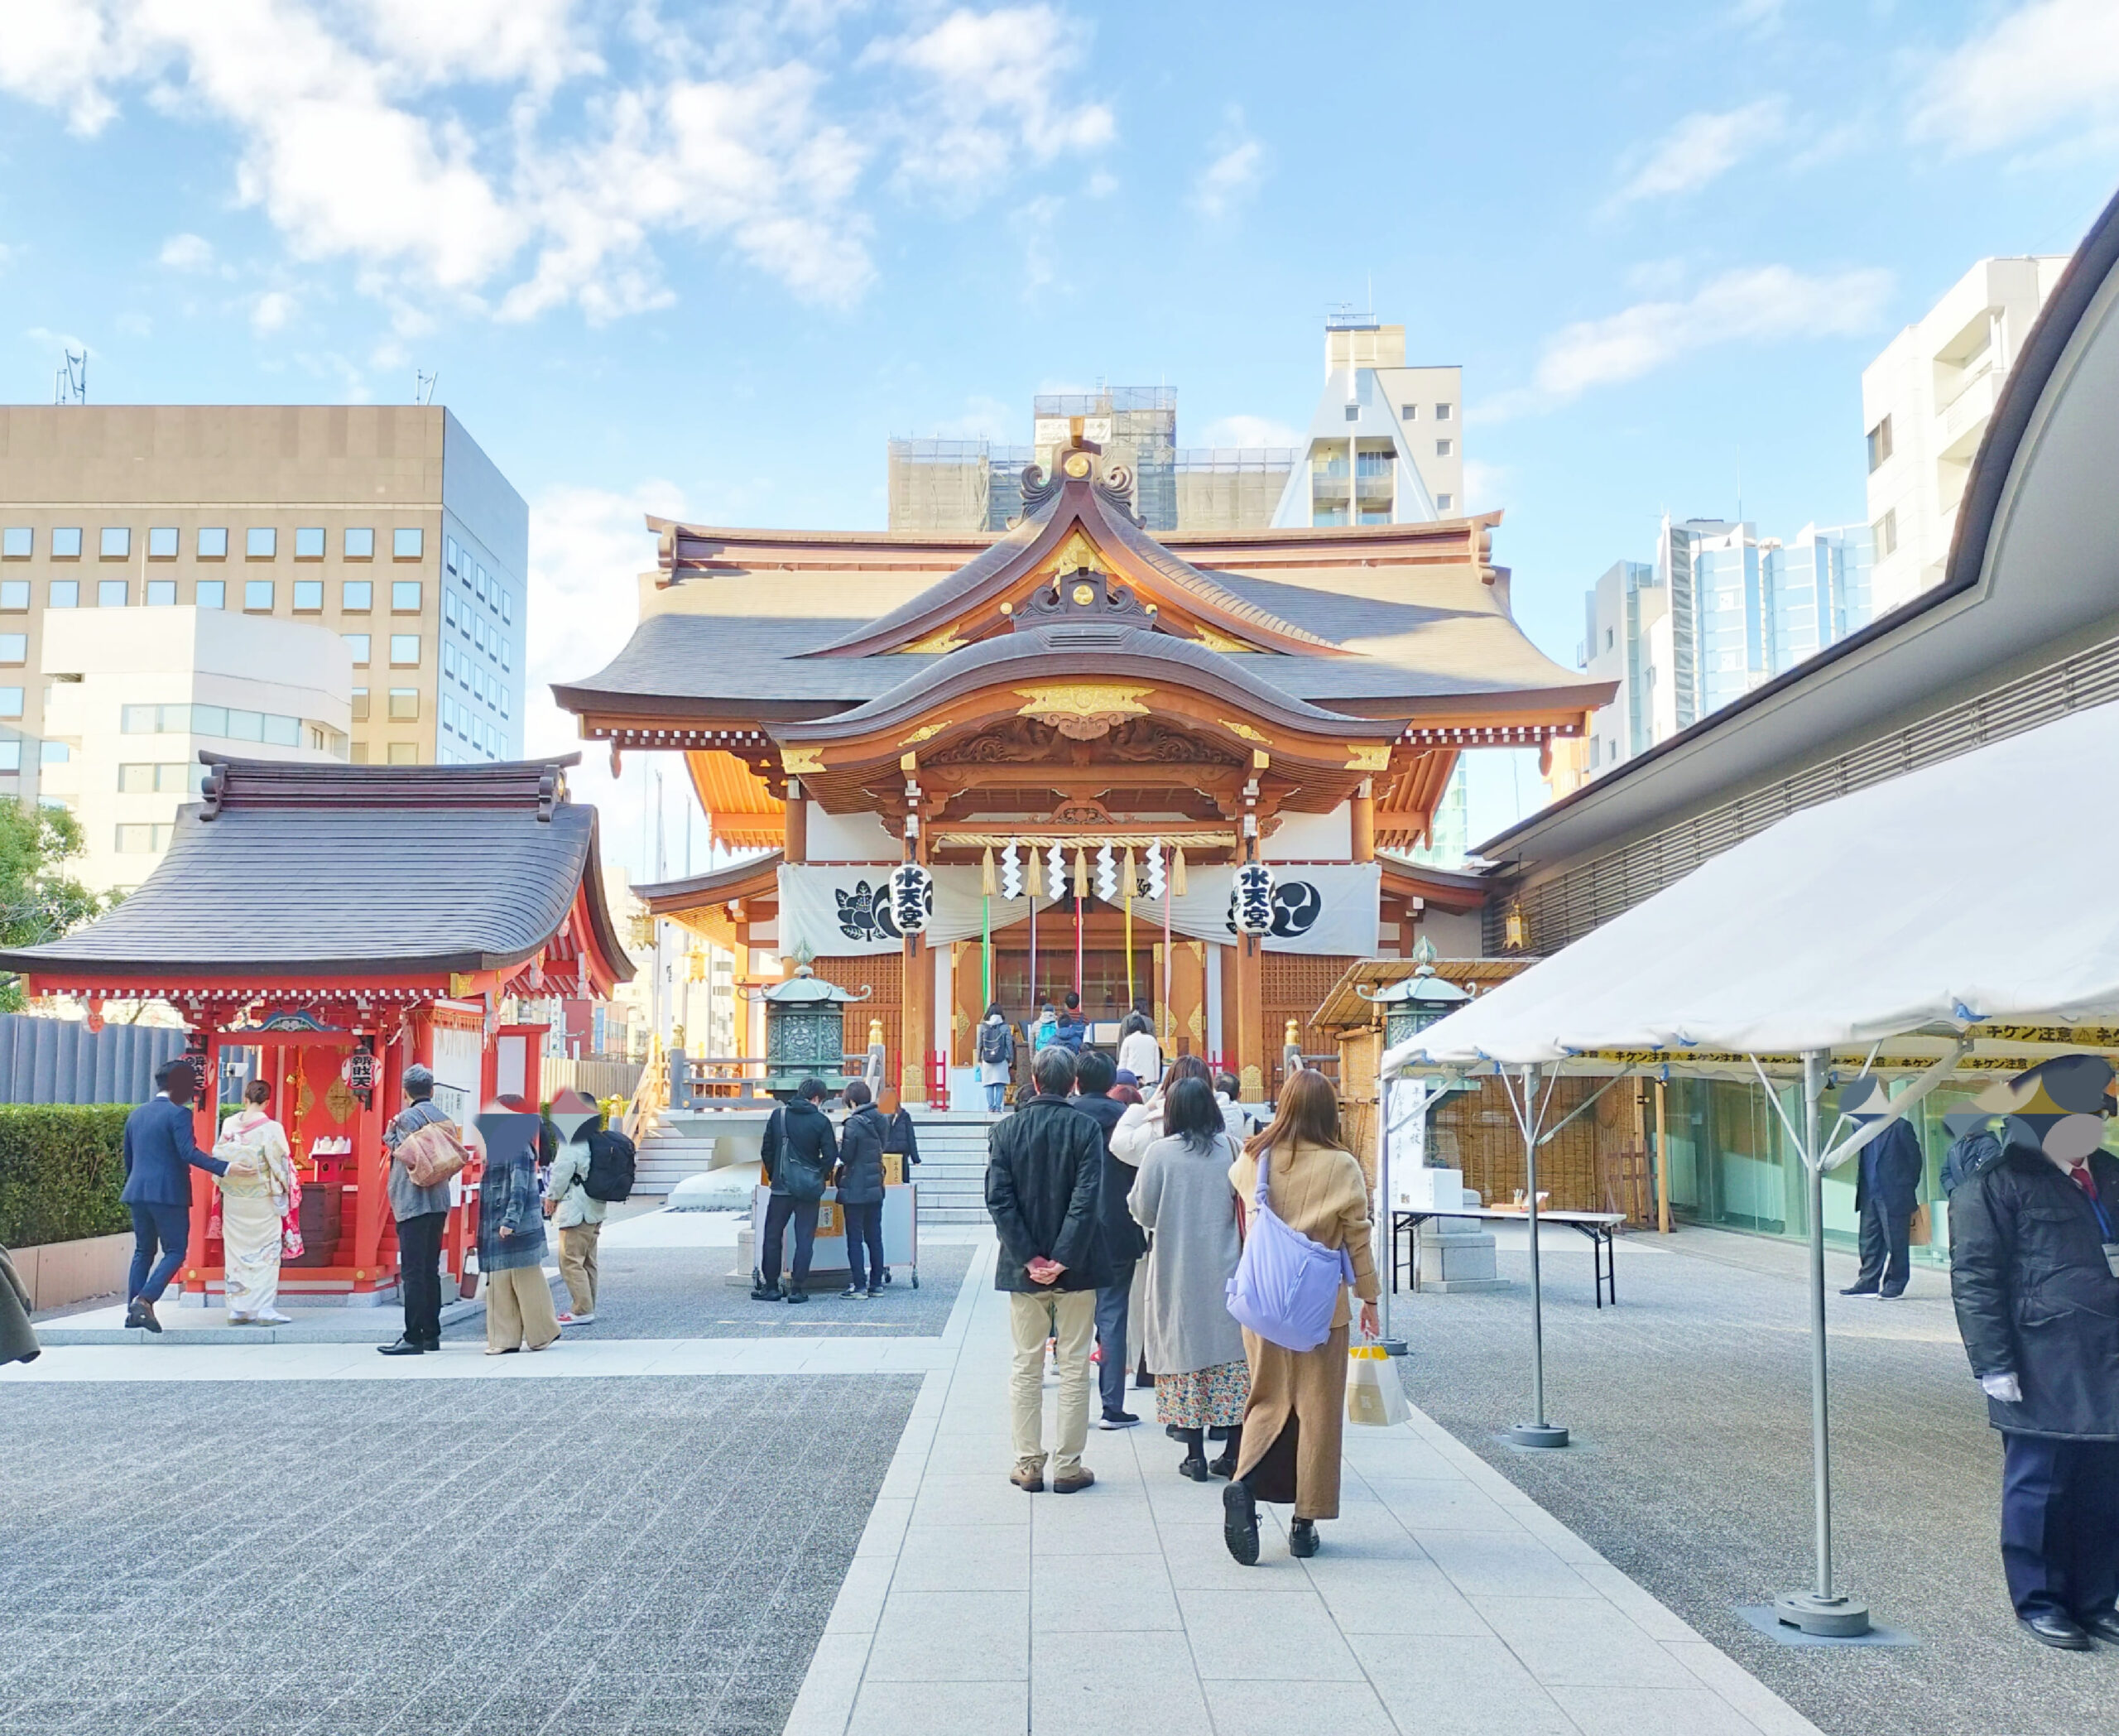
left=554, top=435, right=1610, bottom=1103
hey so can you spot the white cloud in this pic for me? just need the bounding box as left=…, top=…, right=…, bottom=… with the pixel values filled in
left=1491, top=263, right=1895, bottom=415
left=1911, top=0, right=2119, bottom=156
left=158, top=232, right=214, bottom=271
left=1461, top=458, right=1506, bottom=512
left=1613, top=98, right=1786, bottom=204
left=250, top=289, right=296, bottom=333
left=1193, top=138, right=1262, bottom=219
left=353, top=0, right=598, bottom=91
left=1194, top=413, right=1300, bottom=450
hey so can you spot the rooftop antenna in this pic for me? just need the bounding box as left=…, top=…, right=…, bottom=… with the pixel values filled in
left=414, top=369, right=438, bottom=406
left=53, top=349, right=87, bottom=406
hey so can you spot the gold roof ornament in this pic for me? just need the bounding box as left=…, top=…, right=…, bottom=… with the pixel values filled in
left=1014, top=683, right=1153, bottom=740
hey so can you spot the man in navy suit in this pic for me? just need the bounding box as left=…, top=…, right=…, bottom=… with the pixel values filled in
left=121, top=1060, right=247, bottom=1332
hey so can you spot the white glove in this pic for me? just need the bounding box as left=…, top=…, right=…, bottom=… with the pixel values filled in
left=1980, top=1372, right=2022, bottom=1404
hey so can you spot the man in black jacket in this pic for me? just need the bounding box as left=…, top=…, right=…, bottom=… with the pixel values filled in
left=755, top=1078, right=837, bottom=1304
left=1839, top=1077, right=1925, bottom=1298
left=1070, top=1047, right=1146, bottom=1430
left=1951, top=1056, right=2119, bottom=1649
left=986, top=1046, right=1114, bottom=1493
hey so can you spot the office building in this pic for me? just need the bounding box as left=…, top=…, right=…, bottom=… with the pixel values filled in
left=0, top=405, right=526, bottom=800
left=1862, top=256, right=2068, bottom=613
left=1271, top=317, right=1463, bottom=527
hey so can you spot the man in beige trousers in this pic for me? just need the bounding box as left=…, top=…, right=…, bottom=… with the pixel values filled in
left=545, top=1096, right=608, bottom=1325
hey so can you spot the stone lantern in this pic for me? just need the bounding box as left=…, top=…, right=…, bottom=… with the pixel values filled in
left=757, top=964, right=872, bottom=1098
left=1359, top=940, right=1471, bottom=1051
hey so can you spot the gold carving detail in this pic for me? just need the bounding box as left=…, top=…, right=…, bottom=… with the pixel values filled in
left=1015, top=684, right=1152, bottom=742
left=900, top=720, right=950, bottom=748
left=1239, top=1064, right=1265, bottom=1103
left=1219, top=719, right=1269, bottom=743
left=1345, top=743, right=1393, bottom=772
left=324, top=1077, right=358, bottom=1125
left=1063, top=451, right=1093, bottom=478
left=900, top=628, right=967, bottom=654
left=1194, top=627, right=1254, bottom=653
left=781, top=747, right=825, bottom=776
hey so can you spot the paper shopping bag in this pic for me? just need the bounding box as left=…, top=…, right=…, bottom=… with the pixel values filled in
left=1347, top=1342, right=1410, bottom=1427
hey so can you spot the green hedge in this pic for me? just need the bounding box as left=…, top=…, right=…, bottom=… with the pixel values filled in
left=0, top=1104, right=137, bottom=1248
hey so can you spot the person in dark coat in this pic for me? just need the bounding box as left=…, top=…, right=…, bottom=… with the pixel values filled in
left=1838, top=1078, right=1926, bottom=1298
left=1069, top=1046, right=1147, bottom=1430
left=1950, top=1056, right=2119, bottom=1649
left=1052, top=992, right=1088, bottom=1054
left=834, top=1080, right=889, bottom=1299
left=120, top=1060, right=244, bottom=1332
left=985, top=1046, right=1115, bottom=1493
left=755, top=1077, right=837, bottom=1303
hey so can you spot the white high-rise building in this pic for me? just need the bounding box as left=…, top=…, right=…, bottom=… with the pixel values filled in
left=1272, top=318, right=1463, bottom=527
left=1862, top=256, right=2069, bottom=614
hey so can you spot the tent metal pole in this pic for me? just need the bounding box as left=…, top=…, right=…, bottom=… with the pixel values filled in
left=1508, top=1060, right=1569, bottom=1449
left=1774, top=1047, right=1870, bottom=1637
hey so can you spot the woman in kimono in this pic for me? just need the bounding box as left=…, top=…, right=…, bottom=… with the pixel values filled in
left=214, top=1079, right=295, bottom=1325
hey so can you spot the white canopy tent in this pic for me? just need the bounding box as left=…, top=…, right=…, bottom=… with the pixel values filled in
left=1384, top=697, right=2119, bottom=1636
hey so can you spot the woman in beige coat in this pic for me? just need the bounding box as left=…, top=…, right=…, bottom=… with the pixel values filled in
left=1223, top=1069, right=1379, bottom=1565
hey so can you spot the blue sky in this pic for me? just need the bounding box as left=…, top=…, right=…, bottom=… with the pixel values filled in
left=2, top=0, right=2118, bottom=876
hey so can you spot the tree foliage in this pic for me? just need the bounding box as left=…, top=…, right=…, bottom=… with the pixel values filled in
left=0, top=802, right=103, bottom=1012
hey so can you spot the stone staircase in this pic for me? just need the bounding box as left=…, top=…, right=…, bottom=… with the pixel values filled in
left=909, top=1109, right=1002, bottom=1224
left=632, top=1128, right=725, bottom=1196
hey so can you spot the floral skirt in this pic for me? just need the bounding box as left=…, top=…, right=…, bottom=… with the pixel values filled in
left=1155, top=1359, right=1251, bottom=1430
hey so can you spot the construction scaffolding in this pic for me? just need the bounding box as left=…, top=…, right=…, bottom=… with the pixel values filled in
left=1173, top=448, right=1298, bottom=533
left=887, top=440, right=1040, bottom=532
left=1032, top=387, right=1178, bottom=531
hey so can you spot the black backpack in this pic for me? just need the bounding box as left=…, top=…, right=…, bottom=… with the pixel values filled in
left=583, top=1127, right=637, bottom=1203
left=979, top=1020, right=1011, bottom=1065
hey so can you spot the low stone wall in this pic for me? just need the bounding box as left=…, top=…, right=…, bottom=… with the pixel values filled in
left=10, top=1231, right=132, bottom=1312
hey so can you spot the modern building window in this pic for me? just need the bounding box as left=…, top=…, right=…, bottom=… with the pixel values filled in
left=392, top=580, right=421, bottom=612
left=1874, top=508, right=1898, bottom=559
left=1867, top=416, right=1894, bottom=473
left=115, top=823, right=173, bottom=854
left=389, top=634, right=420, bottom=666
left=246, top=527, right=276, bottom=559
left=498, top=687, right=510, bottom=719
left=475, top=566, right=488, bottom=604
left=344, top=527, right=374, bottom=559
left=50, top=581, right=79, bottom=608
left=0, top=529, right=27, bottom=559
left=97, top=580, right=127, bottom=608
left=473, top=618, right=488, bottom=655
left=1400, top=403, right=1416, bottom=421
left=393, top=528, right=423, bottom=559
left=1435, top=493, right=1454, bottom=512
left=445, top=535, right=459, bottom=574
left=196, top=580, right=226, bottom=609
left=1343, top=404, right=1358, bottom=421
left=148, top=527, right=179, bottom=559
left=500, top=591, right=512, bottom=625
left=0, top=689, right=20, bottom=719
left=351, top=688, right=370, bottom=722
left=52, top=527, right=82, bottom=559
left=1435, top=439, right=1454, bottom=457
left=344, top=633, right=372, bottom=666
left=387, top=742, right=418, bottom=765
left=198, top=527, right=229, bottom=560
left=147, top=579, right=176, bottom=607
left=444, top=594, right=459, bottom=628
left=1436, top=403, right=1454, bottom=421
left=0, top=743, right=17, bottom=773
left=100, top=527, right=131, bottom=559
left=41, top=741, right=70, bottom=764
left=117, top=763, right=155, bottom=793
left=387, top=687, right=420, bottom=720
left=0, top=583, right=25, bottom=612
left=343, top=579, right=372, bottom=612
left=293, top=579, right=324, bottom=612
left=244, top=579, right=275, bottom=611
left=295, top=527, right=325, bottom=560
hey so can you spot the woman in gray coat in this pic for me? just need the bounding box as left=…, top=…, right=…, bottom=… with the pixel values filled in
left=1129, top=1075, right=1250, bottom=1481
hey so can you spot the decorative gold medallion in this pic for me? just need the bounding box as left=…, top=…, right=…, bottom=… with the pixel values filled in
left=1344, top=743, right=1393, bottom=772
left=324, top=1077, right=358, bottom=1124
left=1219, top=719, right=1269, bottom=743
left=1014, top=683, right=1153, bottom=741
left=1071, top=583, right=1095, bottom=606
left=781, top=747, right=824, bottom=776
left=1063, top=451, right=1093, bottom=478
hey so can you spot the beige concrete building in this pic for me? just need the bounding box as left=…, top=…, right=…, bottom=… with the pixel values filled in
left=0, top=405, right=526, bottom=800
left=1272, top=319, right=1463, bottom=527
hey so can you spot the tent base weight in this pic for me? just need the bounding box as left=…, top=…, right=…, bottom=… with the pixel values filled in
left=1377, top=1338, right=1408, bottom=1357
left=1774, top=1590, right=1870, bottom=1637
left=1506, top=1421, right=1569, bottom=1449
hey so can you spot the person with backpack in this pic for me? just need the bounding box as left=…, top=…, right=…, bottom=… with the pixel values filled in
left=1053, top=993, right=1088, bottom=1054
left=977, top=1002, right=1016, bottom=1112
left=377, top=1063, right=462, bottom=1357
left=1221, top=1069, right=1378, bottom=1565
left=835, top=1080, right=890, bottom=1298
left=545, top=1099, right=635, bottom=1325
left=753, top=1076, right=838, bottom=1303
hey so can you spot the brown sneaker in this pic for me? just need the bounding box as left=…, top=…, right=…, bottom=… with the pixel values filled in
left=1050, top=1467, right=1095, bottom=1495
left=1009, top=1464, right=1045, bottom=1493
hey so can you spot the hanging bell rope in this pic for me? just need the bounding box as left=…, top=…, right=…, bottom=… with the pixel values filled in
left=1073, top=847, right=1088, bottom=902
left=1172, top=846, right=1189, bottom=898
left=981, top=845, right=997, bottom=897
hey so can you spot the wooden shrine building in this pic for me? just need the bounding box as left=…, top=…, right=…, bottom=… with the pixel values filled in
left=555, top=435, right=1608, bottom=1103
left=0, top=755, right=631, bottom=1305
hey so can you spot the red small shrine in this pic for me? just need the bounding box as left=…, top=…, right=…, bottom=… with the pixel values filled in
left=0, top=754, right=632, bottom=1306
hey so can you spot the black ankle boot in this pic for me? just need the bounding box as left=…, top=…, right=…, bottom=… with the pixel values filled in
left=1290, top=1517, right=1319, bottom=1558
left=1208, top=1426, right=1242, bottom=1479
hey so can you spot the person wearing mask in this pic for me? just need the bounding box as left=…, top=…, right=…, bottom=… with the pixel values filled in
left=977, top=1002, right=1016, bottom=1113
left=377, top=1065, right=461, bottom=1357
left=1069, top=1047, right=1146, bottom=1431
left=835, top=1080, right=889, bottom=1299
left=1129, top=1075, right=1249, bottom=1480
left=480, top=1099, right=561, bottom=1354
left=754, top=1077, right=837, bottom=1303
left=986, top=1046, right=1115, bottom=1493
left=545, top=1101, right=614, bottom=1326
left=1117, top=1011, right=1162, bottom=1090
left=1222, top=1070, right=1379, bottom=1565
left=1053, top=993, right=1088, bottom=1054
left=213, top=1078, right=295, bottom=1325
left=122, top=1060, right=246, bottom=1333
left=1951, top=1057, right=2119, bottom=1648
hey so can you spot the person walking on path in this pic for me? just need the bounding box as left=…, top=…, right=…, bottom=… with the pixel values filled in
left=1222, top=1070, right=1379, bottom=1565
left=213, top=1079, right=294, bottom=1325
left=1129, top=1075, right=1249, bottom=1479
left=1840, top=1077, right=1926, bottom=1299
left=1117, top=1011, right=1162, bottom=1090
left=754, top=1077, right=837, bottom=1303
left=122, top=1060, right=247, bottom=1333
left=479, top=1103, right=560, bottom=1354
left=1951, top=1057, right=2119, bottom=1649
left=545, top=1099, right=612, bottom=1325
left=977, top=1003, right=1016, bottom=1112
left=835, top=1080, right=889, bottom=1298
left=377, top=1065, right=459, bottom=1357
left=986, top=1046, right=1114, bottom=1493
left=1069, top=1046, right=1146, bottom=1431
